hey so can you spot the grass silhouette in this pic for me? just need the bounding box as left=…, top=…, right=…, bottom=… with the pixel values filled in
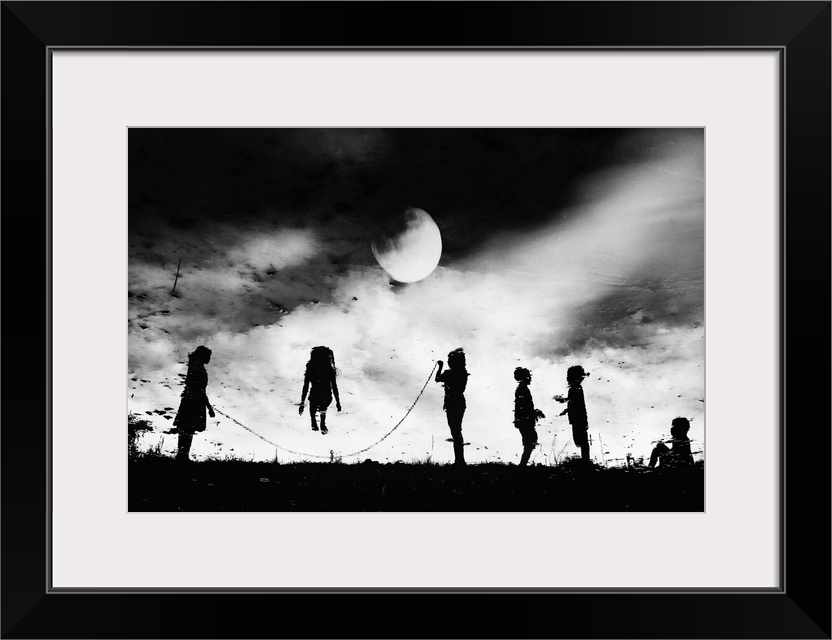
left=128, top=451, right=704, bottom=512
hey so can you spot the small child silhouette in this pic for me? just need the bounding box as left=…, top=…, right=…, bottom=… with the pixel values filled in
left=173, top=345, right=215, bottom=463
left=554, top=365, right=591, bottom=466
left=513, top=367, right=545, bottom=466
left=649, top=417, right=695, bottom=469
left=298, top=346, right=341, bottom=435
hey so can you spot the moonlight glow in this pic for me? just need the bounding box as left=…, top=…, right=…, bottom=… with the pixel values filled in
left=371, top=207, right=442, bottom=283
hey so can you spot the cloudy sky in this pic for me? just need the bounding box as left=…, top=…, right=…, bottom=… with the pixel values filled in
left=128, top=128, right=704, bottom=466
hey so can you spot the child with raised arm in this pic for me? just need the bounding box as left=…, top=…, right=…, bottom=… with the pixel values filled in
left=298, top=346, right=341, bottom=435
left=554, top=365, right=591, bottom=465
left=513, top=367, right=545, bottom=466
left=435, top=348, right=469, bottom=466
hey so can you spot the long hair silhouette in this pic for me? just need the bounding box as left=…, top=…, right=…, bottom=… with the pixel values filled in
left=305, top=345, right=337, bottom=379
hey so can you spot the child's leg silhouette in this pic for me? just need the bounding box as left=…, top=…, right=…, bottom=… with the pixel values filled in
left=176, top=432, right=194, bottom=462
left=446, top=406, right=466, bottom=465
left=519, top=427, right=537, bottom=466
left=649, top=442, right=669, bottom=468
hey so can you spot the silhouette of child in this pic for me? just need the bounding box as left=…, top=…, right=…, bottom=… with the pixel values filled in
left=649, top=417, right=695, bottom=469
left=173, top=345, right=215, bottom=463
left=554, top=365, right=591, bottom=465
left=435, top=348, right=469, bottom=466
left=513, top=367, right=545, bottom=466
left=299, top=346, right=341, bottom=435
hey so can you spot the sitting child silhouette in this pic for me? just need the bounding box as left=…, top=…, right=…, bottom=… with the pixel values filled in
left=649, top=417, right=695, bottom=469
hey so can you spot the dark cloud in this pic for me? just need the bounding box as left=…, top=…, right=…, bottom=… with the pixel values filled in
left=129, top=128, right=666, bottom=330
left=129, top=128, right=645, bottom=257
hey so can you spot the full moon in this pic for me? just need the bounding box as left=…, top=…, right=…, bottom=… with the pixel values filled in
left=371, top=207, right=442, bottom=283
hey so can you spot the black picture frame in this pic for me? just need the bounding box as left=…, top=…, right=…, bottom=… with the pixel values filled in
left=2, top=2, right=829, bottom=638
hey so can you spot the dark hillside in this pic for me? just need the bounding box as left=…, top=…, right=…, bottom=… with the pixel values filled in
left=129, top=456, right=704, bottom=512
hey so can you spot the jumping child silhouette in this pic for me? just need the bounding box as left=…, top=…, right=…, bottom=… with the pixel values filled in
left=298, top=346, right=341, bottom=435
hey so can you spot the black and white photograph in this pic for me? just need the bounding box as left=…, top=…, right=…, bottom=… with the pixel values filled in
left=4, top=0, right=829, bottom=635
left=128, top=127, right=705, bottom=512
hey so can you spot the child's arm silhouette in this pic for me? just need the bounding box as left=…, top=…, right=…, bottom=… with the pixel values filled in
left=332, top=372, right=341, bottom=412
left=299, top=374, right=309, bottom=415
left=553, top=393, right=567, bottom=416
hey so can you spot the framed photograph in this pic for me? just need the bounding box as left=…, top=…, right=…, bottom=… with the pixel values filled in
left=3, top=2, right=829, bottom=638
